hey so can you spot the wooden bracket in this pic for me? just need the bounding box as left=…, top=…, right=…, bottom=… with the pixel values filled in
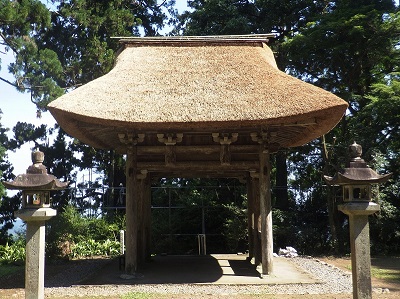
left=249, top=170, right=259, bottom=179
left=250, top=131, right=279, bottom=153
left=212, top=133, right=238, bottom=145
left=157, top=133, right=183, bottom=145
left=157, top=133, right=183, bottom=165
left=212, top=133, right=238, bottom=165
left=118, top=133, right=145, bottom=146
left=137, top=170, right=148, bottom=180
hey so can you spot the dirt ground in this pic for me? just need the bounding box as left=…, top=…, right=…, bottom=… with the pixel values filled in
left=0, top=256, right=399, bottom=299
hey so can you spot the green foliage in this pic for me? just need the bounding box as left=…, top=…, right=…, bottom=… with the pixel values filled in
left=177, top=0, right=257, bottom=35
left=151, top=180, right=247, bottom=254
left=0, top=238, right=25, bottom=265
left=1, top=0, right=173, bottom=110
left=370, top=194, right=400, bottom=254
left=46, top=205, right=122, bottom=258
left=70, top=238, right=120, bottom=258
left=0, top=193, right=21, bottom=244
left=284, top=1, right=399, bottom=111
left=354, top=79, right=400, bottom=154
left=8, top=122, right=47, bottom=149
left=0, top=0, right=63, bottom=108
left=222, top=197, right=248, bottom=253
left=0, top=112, right=21, bottom=244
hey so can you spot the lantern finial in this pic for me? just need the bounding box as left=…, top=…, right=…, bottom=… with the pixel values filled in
left=27, top=150, right=47, bottom=175
left=32, top=150, right=44, bottom=165
left=349, top=141, right=362, bottom=161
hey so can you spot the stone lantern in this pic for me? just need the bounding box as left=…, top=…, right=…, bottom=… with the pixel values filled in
left=324, top=142, right=391, bottom=299
left=3, top=150, right=68, bottom=299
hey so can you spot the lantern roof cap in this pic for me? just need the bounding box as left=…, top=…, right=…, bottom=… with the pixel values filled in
left=324, top=142, right=391, bottom=185
left=3, top=151, right=69, bottom=190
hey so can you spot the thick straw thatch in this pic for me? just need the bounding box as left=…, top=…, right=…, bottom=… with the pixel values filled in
left=48, top=37, right=347, bottom=151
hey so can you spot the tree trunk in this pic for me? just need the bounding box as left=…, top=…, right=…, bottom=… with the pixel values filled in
left=322, top=136, right=340, bottom=254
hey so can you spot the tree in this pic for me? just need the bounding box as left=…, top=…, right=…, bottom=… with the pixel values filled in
left=284, top=0, right=399, bottom=253
left=177, top=0, right=400, bottom=255
left=1, top=0, right=174, bottom=181
left=0, top=111, right=20, bottom=244
left=176, top=0, right=258, bottom=35
left=0, top=0, right=63, bottom=109
left=284, top=0, right=399, bottom=113
left=353, top=79, right=400, bottom=253
left=1, top=0, right=174, bottom=109
left=0, top=0, right=174, bottom=236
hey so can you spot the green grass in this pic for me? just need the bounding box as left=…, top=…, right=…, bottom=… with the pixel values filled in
left=121, top=293, right=155, bottom=299
left=0, top=264, right=23, bottom=278
left=345, top=264, right=400, bottom=282
left=371, top=266, right=400, bottom=281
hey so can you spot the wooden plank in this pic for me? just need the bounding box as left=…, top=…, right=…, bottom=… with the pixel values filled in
left=136, top=161, right=259, bottom=172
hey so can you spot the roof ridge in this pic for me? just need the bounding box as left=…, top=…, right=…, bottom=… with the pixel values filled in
left=112, top=34, right=275, bottom=44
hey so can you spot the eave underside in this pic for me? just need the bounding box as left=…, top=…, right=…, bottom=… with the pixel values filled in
left=64, top=119, right=321, bottom=179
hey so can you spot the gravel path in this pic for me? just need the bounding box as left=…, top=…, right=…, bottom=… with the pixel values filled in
left=45, top=256, right=354, bottom=297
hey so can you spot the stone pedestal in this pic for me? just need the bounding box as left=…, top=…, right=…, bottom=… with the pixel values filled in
left=16, top=208, right=57, bottom=299
left=338, top=201, right=379, bottom=299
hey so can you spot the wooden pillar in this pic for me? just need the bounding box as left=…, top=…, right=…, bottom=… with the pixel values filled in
left=247, top=177, right=254, bottom=260
left=251, top=173, right=261, bottom=266
left=259, top=148, right=273, bottom=276
left=139, top=176, right=152, bottom=263
left=125, top=147, right=138, bottom=274
left=136, top=175, right=145, bottom=266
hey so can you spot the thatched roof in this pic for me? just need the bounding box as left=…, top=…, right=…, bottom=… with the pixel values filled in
left=48, top=35, right=347, bottom=154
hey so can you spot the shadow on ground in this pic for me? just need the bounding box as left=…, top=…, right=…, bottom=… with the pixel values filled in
left=0, top=254, right=318, bottom=288
left=80, top=254, right=318, bottom=285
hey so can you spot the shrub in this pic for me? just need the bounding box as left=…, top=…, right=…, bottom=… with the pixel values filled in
left=46, top=205, right=123, bottom=258
left=0, top=238, right=25, bottom=264
left=70, top=239, right=120, bottom=259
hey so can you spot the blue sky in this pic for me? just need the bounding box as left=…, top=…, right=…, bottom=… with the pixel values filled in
left=1, top=52, right=56, bottom=175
